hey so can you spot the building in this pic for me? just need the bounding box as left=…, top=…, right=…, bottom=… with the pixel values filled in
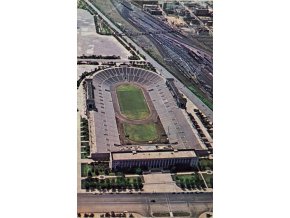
left=111, top=150, right=198, bottom=169
left=143, top=4, right=163, bottom=15
left=193, top=8, right=210, bottom=16
left=84, top=79, right=97, bottom=111
left=166, top=78, right=187, bottom=109
left=149, top=9, right=163, bottom=15
left=91, top=153, right=110, bottom=161
left=133, top=0, right=158, bottom=7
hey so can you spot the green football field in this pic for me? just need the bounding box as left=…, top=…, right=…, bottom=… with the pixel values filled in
left=116, top=84, right=150, bottom=120
left=124, top=123, right=158, bottom=142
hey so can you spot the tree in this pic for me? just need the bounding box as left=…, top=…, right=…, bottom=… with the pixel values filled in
left=139, top=183, right=144, bottom=189
left=185, top=178, right=191, bottom=189
left=95, top=182, right=100, bottom=190
left=84, top=181, right=90, bottom=190
left=101, top=183, right=108, bottom=190
left=135, top=167, right=142, bottom=175
left=180, top=182, right=185, bottom=189
left=137, top=177, right=142, bottom=183
left=77, top=213, right=81, bottom=217
left=90, top=182, right=96, bottom=189
left=105, top=212, right=110, bottom=217
left=125, top=179, right=130, bottom=188
left=190, top=179, right=195, bottom=188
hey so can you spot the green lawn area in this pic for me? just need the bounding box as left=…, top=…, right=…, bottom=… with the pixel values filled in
left=116, top=84, right=150, bottom=120
left=81, top=163, right=110, bottom=177
left=81, top=163, right=93, bottom=177
left=199, top=159, right=213, bottom=171
left=152, top=212, right=171, bottom=217
left=172, top=211, right=190, bottom=217
left=100, top=24, right=112, bottom=35
left=188, top=85, right=213, bottom=110
left=124, top=123, right=158, bottom=142
left=201, top=173, right=213, bottom=188
left=172, top=173, right=206, bottom=189
left=81, top=176, right=144, bottom=190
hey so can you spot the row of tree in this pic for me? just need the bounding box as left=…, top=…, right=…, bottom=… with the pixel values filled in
left=100, top=212, right=134, bottom=217
left=176, top=175, right=206, bottom=189
left=88, top=161, right=110, bottom=176
left=78, top=213, right=94, bottom=217
left=78, top=55, right=121, bottom=59
left=82, top=176, right=143, bottom=191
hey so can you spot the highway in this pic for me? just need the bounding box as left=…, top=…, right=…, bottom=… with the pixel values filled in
left=84, top=0, right=212, bottom=122
left=78, top=193, right=213, bottom=217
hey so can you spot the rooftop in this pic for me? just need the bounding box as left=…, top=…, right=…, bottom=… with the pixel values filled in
left=112, top=150, right=197, bottom=160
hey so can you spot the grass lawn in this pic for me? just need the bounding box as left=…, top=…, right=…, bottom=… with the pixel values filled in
left=116, top=84, right=150, bottom=120
left=173, top=174, right=201, bottom=182
left=81, top=153, right=88, bottom=159
left=81, top=175, right=144, bottom=190
left=152, top=212, right=171, bottom=217
left=172, top=173, right=206, bottom=189
left=101, top=24, right=112, bottom=35
left=188, top=85, right=213, bottom=110
left=201, top=173, right=213, bottom=188
left=81, top=163, right=93, bottom=177
left=81, top=163, right=110, bottom=177
left=172, top=211, right=190, bottom=217
left=199, top=159, right=213, bottom=171
left=124, top=123, right=158, bottom=142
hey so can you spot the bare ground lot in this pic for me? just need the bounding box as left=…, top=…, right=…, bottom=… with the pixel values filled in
left=78, top=9, right=130, bottom=58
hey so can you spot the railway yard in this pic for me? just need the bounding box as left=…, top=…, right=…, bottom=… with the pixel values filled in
left=88, top=0, right=213, bottom=109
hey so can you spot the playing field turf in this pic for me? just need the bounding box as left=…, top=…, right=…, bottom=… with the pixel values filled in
left=124, top=123, right=158, bottom=142
left=116, top=84, right=150, bottom=120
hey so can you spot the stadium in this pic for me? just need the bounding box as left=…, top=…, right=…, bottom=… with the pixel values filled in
left=84, top=66, right=202, bottom=169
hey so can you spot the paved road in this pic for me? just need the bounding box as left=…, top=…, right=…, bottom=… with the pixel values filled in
left=78, top=193, right=213, bottom=217
left=84, top=0, right=213, bottom=122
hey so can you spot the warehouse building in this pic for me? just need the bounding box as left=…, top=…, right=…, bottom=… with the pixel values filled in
left=166, top=78, right=187, bottom=109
